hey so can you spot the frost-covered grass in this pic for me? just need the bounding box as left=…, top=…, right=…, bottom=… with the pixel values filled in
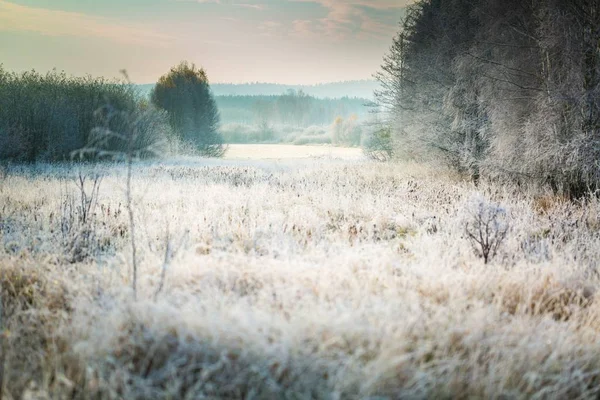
left=2, top=158, right=600, bottom=399
left=224, top=144, right=364, bottom=160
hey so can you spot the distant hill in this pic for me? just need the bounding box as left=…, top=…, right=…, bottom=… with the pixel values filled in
left=138, top=80, right=380, bottom=100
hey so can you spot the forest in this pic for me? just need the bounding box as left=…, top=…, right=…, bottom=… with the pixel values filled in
left=374, top=0, right=600, bottom=196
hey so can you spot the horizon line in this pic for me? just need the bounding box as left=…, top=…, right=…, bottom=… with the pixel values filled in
left=139, top=79, right=378, bottom=86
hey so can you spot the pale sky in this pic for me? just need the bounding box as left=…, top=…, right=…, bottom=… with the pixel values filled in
left=0, top=0, right=410, bottom=84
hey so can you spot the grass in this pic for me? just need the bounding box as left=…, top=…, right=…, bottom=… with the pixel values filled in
left=2, top=156, right=600, bottom=398
left=223, top=144, right=364, bottom=160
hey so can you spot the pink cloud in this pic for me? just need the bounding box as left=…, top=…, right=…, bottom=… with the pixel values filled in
left=235, top=3, right=266, bottom=10
left=0, top=0, right=173, bottom=47
left=258, top=20, right=283, bottom=37
left=291, top=0, right=409, bottom=40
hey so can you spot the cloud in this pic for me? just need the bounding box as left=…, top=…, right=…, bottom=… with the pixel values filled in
left=258, top=20, right=283, bottom=36
left=291, top=0, right=410, bottom=40
left=299, top=0, right=412, bottom=10
left=234, top=3, right=266, bottom=10
left=292, top=20, right=319, bottom=39
left=0, top=0, right=173, bottom=47
left=331, top=0, right=412, bottom=9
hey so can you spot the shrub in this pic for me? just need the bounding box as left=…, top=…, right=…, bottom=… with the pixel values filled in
left=0, top=125, right=30, bottom=162
left=82, top=103, right=173, bottom=160
left=331, top=115, right=362, bottom=146
left=363, top=125, right=394, bottom=161
left=59, top=171, right=103, bottom=263
left=219, top=123, right=261, bottom=144
left=290, top=126, right=331, bottom=145
left=292, top=135, right=331, bottom=146
left=257, top=120, right=276, bottom=142
left=151, top=62, right=225, bottom=157
left=464, top=196, right=510, bottom=264
left=219, top=123, right=333, bottom=145
left=0, top=66, right=169, bottom=162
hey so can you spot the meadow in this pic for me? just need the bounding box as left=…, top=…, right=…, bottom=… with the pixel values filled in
left=223, top=144, right=363, bottom=160
left=2, top=146, right=600, bottom=399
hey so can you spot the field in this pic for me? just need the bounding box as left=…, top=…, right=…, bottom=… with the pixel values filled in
left=2, top=146, right=600, bottom=398
left=224, top=144, right=364, bottom=160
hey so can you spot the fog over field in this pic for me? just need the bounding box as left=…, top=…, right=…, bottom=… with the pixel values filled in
left=2, top=0, right=600, bottom=398
left=139, top=80, right=380, bottom=100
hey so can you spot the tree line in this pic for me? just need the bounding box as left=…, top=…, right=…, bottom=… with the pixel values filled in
left=216, top=91, right=369, bottom=127
left=0, top=61, right=224, bottom=162
left=376, top=0, right=600, bottom=196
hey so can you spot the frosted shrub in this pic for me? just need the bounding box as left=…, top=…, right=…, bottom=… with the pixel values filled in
left=363, top=126, right=393, bottom=161
left=60, top=171, right=103, bottom=263
left=464, top=196, right=509, bottom=264
left=331, top=115, right=362, bottom=146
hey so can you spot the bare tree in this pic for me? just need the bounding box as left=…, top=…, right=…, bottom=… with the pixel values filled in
left=464, top=197, right=510, bottom=264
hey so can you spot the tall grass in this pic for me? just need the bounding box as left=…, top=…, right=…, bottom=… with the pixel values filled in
left=2, top=160, right=600, bottom=398
left=0, top=66, right=172, bottom=162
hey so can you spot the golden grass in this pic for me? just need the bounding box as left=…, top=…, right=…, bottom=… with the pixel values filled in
left=1, top=159, right=600, bottom=398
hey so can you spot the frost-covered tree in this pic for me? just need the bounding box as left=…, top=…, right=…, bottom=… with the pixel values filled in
left=378, top=0, right=600, bottom=196
left=375, top=0, right=482, bottom=174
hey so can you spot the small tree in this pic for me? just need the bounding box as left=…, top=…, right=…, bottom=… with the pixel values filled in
left=464, top=197, right=509, bottom=264
left=151, top=62, right=225, bottom=157
left=364, top=125, right=393, bottom=161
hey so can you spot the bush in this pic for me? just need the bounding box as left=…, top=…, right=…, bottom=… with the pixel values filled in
left=363, top=125, right=394, bottom=161
left=292, top=135, right=331, bottom=146
left=289, top=126, right=331, bottom=145
left=0, top=125, right=29, bottom=162
left=464, top=196, right=510, bottom=264
left=151, top=62, right=225, bottom=157
left=257, top=120, right=276, bottom=142
left=219, top=123, right=261, bottom=144
left=331, top=115, right=362, bottom=146
left=83, top=102, right=173, bottom=160
left=0, top=66, right=169, bottom=162
left=219, top=123, right=333, bottom=145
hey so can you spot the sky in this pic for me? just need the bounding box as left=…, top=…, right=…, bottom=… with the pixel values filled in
left=0, top=0, right=411, bottom=84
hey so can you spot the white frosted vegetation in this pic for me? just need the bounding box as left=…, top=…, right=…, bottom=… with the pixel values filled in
left=1, top=159, right=600, bottom=398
